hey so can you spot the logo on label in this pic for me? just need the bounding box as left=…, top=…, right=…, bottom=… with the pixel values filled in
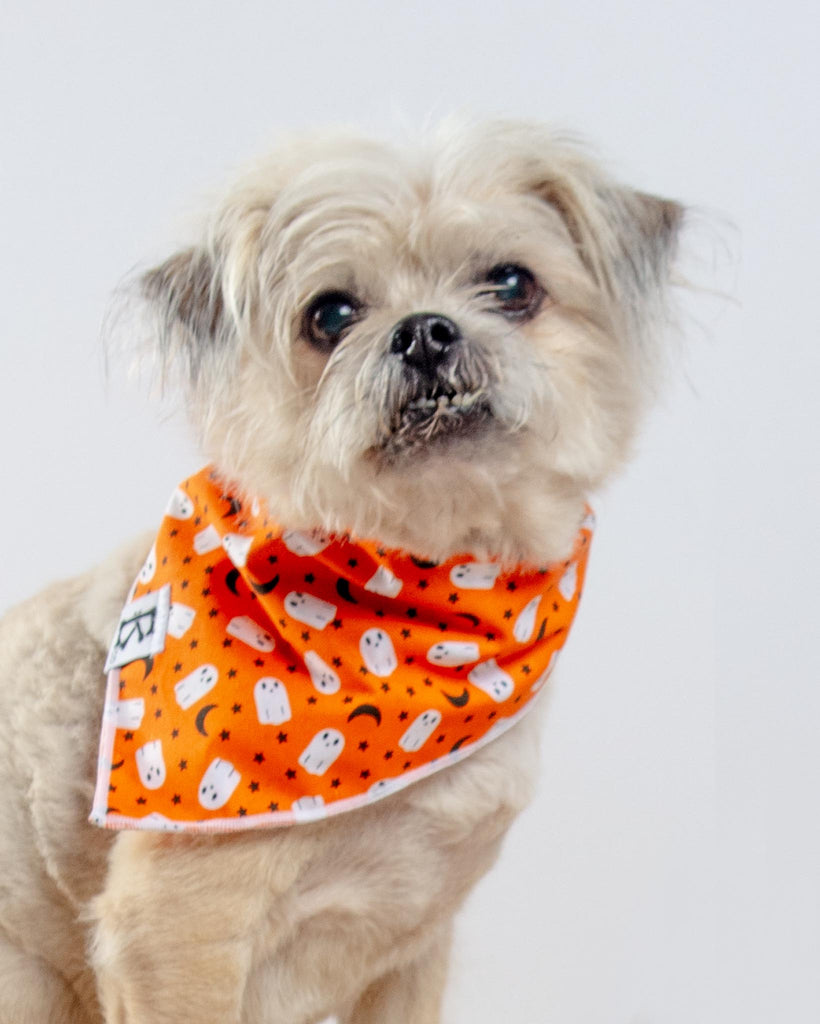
left=104, top=585, right=171, bottom=671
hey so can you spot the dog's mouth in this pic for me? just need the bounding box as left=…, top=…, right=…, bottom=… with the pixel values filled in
left=378, top=383, right=494, bottom=458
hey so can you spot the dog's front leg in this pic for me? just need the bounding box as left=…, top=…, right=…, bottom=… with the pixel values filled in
left=91, top=831, right=278, bottom=1024
left=340, top=920, right=453, bottom=1024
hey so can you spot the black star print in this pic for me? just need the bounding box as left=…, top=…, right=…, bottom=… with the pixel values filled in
left=287, top=664, right=297, bottom=673
left=169, top=529, right=178, bottom=538
left=358, top=740, right=369, bottom=752
left=228, top=668, right=237, bottom=679
left=154, top=709, right=162, bottom=719
left=208, top=608, right=219, bottom=618
left=279, top=618, right=287, bottom=628
left=171, top=729, right=179, bottom=739
left=503, top=609, right=513, bottom=619
left=268, top=801, right=278, bottom=811
left=521, top=665, right=531, bottom=675
left=232, top=703, right=242, bottom=713
left=201, top=587, right=211, bottom=597
left=342, top=695, right=353, bottom=704
left=406, top=687, right=415, bottom=697
left=307, top=696, right=318, bottom=705
left=359, top=769, right=371, bottom=779
left=448, top=592, right=459, bottom=603
left=161, top=556, right=168, bottom=566
left=384, top=750, right=393, bottom=760
left=332, top=619, right=343, bottom=630
left=304, top=573, right=315, bottom=583
left=406, top=608, right=418, bottom=618
left=405, top=656, right=414, bottom=665
left=223, top=638, right=233, bottom=648
left=136, top=796, right=147, bottom=805
left=438, top=622, right=448, bottom=631
left=436, top=735, right=445, bottom=743
left=172, top=794, right=181, bottom=805
left=464, top=715, right=473, bottom=723
left=553, top=602, right=559, bottom=612
left=514, top=694, right=522, bottom=703
left=254, top=752, right=265, bottom=764
left=399, top=711, right=409, bottom=721
left=249, top=781, right=260, bottom=792
left=417, top=579, right=429, bottom=589
left=180, top=580, right=189, bottom=590
left=485, top=632, right=496, bottom=641
left=119, top=680, right=126, bottom=691
left=189, top=639, right=198, bottom=649
left=182, top=555, right=192, bottom=565
left=174, top=662, right=183, bottom=672
left=237, top=807, right=247, bottom=817
left=381, top=682, right=390, bottom=692
left=124, top=731, right=133, bottom=741
left=301, top=630, right=311, bottom=642
left=488, top=711, right=497, bottom=719
left=330, top=778, right=341, bottom=788
left=267, top=553, right=278, bottom=564
left=220, top=729, right=230, bottom=741
left=254, top=658, right=265, bottom=667
left=204, top=565, right=214, bottom=574
left=348, top=558, right=358, bottom=568
left=375, top=608, right=385, bottom=618
left=285, top=768, right=297, bottom=780
left=403, top=761, right=412, bottom=770
left=359, top=666, right=369, bottom=675
left=423, top=677, right=433, bottom=686
left=277, top=731, right=288, bottom=743
left=150, top=683, right=158, bottom=695
left=401, top=628, right=412, bottom=638
left=506, top=581, right=517, bottom=591
left=332, top=657, right=342, bottom=667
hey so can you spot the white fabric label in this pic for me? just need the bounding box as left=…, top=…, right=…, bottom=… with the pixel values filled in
left=104, top=584, right=172, bottom=671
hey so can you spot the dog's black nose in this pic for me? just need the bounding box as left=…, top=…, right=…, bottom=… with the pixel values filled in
left=390, top=313, right=460, bottom=376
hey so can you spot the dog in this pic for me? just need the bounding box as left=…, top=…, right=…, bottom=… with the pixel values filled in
left=0, top=119, right=682, bottom=1024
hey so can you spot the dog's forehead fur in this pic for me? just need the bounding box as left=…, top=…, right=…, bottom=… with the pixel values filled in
left=236, top=135, right=584, bottom=319
left=139, top=121, right=681, bottom=566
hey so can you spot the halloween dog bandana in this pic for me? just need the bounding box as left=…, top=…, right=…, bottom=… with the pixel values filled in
left=91, top=467, right=593, bottom=832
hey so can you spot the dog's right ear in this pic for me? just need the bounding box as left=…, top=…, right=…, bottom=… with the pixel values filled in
left=140, top=247, right=227, bottom=385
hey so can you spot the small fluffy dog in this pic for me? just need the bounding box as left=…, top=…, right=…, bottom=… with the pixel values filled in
left=0, top=121, right=681, bottom=1024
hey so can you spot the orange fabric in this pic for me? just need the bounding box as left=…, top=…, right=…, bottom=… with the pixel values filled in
left=91, top=467, right=593, bottom=832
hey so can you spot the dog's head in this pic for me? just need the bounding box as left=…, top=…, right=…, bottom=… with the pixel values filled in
left=141, top=121, right=681, bottom=564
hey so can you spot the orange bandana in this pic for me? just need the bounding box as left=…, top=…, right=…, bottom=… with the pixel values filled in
left=91, top=467, right=593, bottom=832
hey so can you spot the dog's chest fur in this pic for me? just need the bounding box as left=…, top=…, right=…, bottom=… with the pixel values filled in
left=0, top=534, right=542, bottom=1023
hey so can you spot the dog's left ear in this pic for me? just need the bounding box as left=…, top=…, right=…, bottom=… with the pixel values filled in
left=538, top=170, right=683, bottom=307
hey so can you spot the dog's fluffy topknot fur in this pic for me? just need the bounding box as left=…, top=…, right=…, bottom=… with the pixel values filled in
left=0, top=120, right=682, bottom=1024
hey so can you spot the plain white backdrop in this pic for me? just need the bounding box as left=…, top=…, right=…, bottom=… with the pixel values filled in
left=1, top=2, right=817, bottom=1022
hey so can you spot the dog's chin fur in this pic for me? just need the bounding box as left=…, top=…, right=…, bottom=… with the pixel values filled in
left=0, top=119, right=683, bottom=1024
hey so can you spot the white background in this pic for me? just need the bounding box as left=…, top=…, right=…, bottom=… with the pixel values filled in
left=1, top=2, right=818, bottom=1022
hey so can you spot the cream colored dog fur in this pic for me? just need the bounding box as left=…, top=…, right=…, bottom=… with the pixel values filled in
left=0, top=120, right=681, bottom=1024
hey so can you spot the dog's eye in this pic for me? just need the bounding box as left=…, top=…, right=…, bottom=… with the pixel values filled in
left=304, top=291, right=362, bottom=351
left=481, top=264, right=544, bottom=317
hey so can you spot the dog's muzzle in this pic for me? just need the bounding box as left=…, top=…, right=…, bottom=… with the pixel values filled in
left=376, top=312, right=493, bottom=458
